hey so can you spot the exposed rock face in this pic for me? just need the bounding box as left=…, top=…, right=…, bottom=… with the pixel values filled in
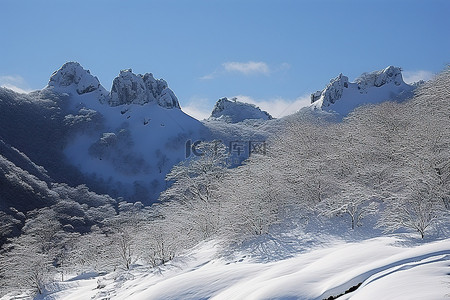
left=48, top=62, right=100, bottom=95
left=311, top=73, right=349, bottom=106
left=210, top=97, right=273, bottom=123
left=47, top=61, right=109, bottom=102
left=158, top=88, right=180, bottom=108
left=355, top=66, right=404, bottom=88
left=311, top=66, right=408, bottom=108
left=109, top=69, right=145, bottom=106
left=48, top=63, right=181, bottom=109
left=109, top=69, right=180, bottom=108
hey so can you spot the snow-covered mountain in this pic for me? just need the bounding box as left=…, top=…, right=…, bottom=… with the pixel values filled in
left=47, top=62, right=110, bottom=103
left=309, top=66, right=415, bottom=115
left=209, top=97, right=273, bottom=123
left=1, top=62, right=277, bottom=205
left=45, top=62, right=207, bottom=202
left=47, top=62, right=180, bottom=109
left=5, top=63, right=420, bottom=203
left=1, top=63, right=419, bottom=204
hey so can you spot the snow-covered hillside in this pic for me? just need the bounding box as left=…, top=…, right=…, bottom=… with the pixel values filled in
left=309, top=66, right=415, bottom=115
left=15, top=235, right=449, bottom=300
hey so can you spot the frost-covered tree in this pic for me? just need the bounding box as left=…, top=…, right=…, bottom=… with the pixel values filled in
left=0, top=237, right=54, bottom=295
left=101, top=202, right=151, bottom=270
left=317, top=126, right=381, bottom=229
left=378, top=181, right=446, bottom=238
left=270, top=120, right=336, bottom=213
left=160, top=141, right=229, bottom=239
left=0, top=208, right=63, bottom=295
left=218, top=159, right=283, bottom=241
left=68, top=227, right=113, bottom=273
left=319, top=185, right=379, bottom=230
left=140, top=217, right=179, bottom=267
left=372, top=70, right=450, bottom=238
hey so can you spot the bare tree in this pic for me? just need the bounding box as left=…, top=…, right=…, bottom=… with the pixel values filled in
left=160, top=141, right=229, bottom=239
left=218, top=160, right=283, bottom=242
left=378, top=180, right=447, bottom=238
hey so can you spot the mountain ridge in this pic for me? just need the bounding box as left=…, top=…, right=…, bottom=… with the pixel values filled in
left=309, top=66, right=415, bottom=115
left=0, top=63, right=420, bottom=205
left=46, top=62, right=180, bottom=109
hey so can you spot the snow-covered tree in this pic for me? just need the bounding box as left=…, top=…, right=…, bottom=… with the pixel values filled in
left=0, top=208, right=63, bottom=295
left=270, top=119, right=337, bottom=213
left=160, top=141, right=229, bottom=239
left=140, top=217, right=179, bottom=267
left=378, top=181, right=446, bottom=238
left=364, top=70, right=450, bottom=238
left=68, top=227, right=113, bottom=273
left=319, top=185, right=379, bottom=230
left=0, top=237, right=54, bottom=295
left=317, top=126, right=381, bottom=229
left=218, top=159, right=283, bottom=242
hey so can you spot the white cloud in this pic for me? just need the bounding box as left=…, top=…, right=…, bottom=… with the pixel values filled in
left=181, top=96, right=213, bottom=121
left=222, top=61, right=270, bottom=76
left=0, top=75, right=32, bottom=93
left=200, top=61, right=285, bottom=80
left=199, top=72, right=217, bottom=80
left=402, top=70, right=434, bottom=84
left=277, top=62, right=291, bottom=72
left=234, top=94, right=311, bottom=118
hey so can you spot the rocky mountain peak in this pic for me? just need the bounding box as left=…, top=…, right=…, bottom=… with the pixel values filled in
left=355, top=66, right=404, bottom=88
left=109, top=69, right=180, bottom=109
left=210, top=97, right=272, bottom=123
left=47, top=62, right=108, bottom=99
left=310, top=66, right=410, bottom=109
left=47, top=62, right=180, bottom=109
left=311, top=73, right=349, bottom=106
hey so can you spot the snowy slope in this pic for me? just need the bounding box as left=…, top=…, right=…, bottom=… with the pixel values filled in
left=24, top=236, right=449, bottom=300
left=309, top=66, right=415, bottom=115
left=46, top=62, right=208, bottom=202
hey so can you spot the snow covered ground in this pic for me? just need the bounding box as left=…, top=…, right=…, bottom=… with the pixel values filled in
left=2, top=234, right=445, bottom=300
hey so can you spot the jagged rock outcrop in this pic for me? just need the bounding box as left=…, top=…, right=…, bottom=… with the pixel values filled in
left=311, top=73, right=349, bottom=106
left=109, top=69, right=180, bottom=108
left=310, top=66, right=411, bottom=110
left=47, top=62, right=109, bottom=102
left=210, top=97, right=273, bottom=123
left=47, top=62, right=180, bottom=109
left=355, top=66, right=403, bottom=88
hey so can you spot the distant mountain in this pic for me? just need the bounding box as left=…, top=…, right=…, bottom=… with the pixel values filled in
left=209, top=97, right=273, bottom=123
left=45, top=62, right=207, bottom=202
left=309, top=66, right=415, bottom=115
left=46, top=62, right=180, bottom=109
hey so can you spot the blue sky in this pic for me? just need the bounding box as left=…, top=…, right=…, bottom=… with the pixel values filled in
left=1, top=0, right=449, bottom=119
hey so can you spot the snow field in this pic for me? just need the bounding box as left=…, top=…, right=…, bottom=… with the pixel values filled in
left=33, top=236, right=450, bottom=300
